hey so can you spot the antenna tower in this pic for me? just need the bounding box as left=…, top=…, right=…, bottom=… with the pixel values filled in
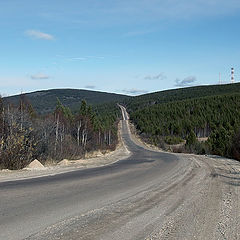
left=231, top=67, right=235, bottom=83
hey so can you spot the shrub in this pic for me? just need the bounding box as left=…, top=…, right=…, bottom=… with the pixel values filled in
left=232, top=130, right=240, bottom=161
left=186, top=130, right=197, bottom=146
left=164, top=136, right=184, bottom=145
left=207, top=126, right=232, bottom=157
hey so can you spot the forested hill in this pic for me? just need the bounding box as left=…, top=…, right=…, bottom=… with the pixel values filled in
left=4, top=89, right=130, bottom=114
left=125, top=82, right=240, bottom=112
left=127, top=83, right=240, bottom=162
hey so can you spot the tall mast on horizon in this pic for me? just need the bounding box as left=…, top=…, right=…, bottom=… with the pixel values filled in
left=231, top=67, right=235, bottom=83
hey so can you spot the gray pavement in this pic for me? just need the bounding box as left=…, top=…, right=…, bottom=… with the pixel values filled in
left=0, top=108, right=177, bottom=240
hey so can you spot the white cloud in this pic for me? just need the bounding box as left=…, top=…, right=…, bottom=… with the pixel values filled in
left=84, top=85, right=96, bottom=89
left=69, top=57, right=87, bottom=61
left=57, top=55, right=105, bottom=62
left=121, top=88, right=148, bottom=95
left=30, top=73, right=50, bottom=80
left=175, top=76, right=197, bottom=87
left=144, top=73, right=167, bottom=80
left=25, top=30, right=54, bottom=40
left=70, top=56, right=105, bottom=61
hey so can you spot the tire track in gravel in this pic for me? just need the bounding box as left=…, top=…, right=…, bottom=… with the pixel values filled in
left=147, top=155, right=240, bottom=240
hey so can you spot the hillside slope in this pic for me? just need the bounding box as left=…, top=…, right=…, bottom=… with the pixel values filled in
left=126, top=83, right=240, bottom=161
left=125, top=82, right=240, bottom=112
left=4, top=89, right=130, bottom=114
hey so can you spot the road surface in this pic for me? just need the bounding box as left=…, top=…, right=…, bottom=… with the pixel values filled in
left=0, top=106, right=240, bottom=240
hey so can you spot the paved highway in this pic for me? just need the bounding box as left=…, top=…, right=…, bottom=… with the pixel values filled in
left=0, top=106, right=239, bottom=239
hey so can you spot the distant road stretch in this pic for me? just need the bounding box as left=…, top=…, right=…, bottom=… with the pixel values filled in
left=0, top=106, right=240, bottom=239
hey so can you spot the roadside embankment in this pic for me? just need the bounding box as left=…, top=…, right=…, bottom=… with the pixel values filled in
left=0, top=121, right=131, bottom=183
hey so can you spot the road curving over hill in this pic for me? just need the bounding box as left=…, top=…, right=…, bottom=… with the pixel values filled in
left=0, top=106, right=240, bottom=240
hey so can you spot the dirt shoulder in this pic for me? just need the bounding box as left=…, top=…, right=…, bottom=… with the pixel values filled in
left=146, top=153, right=240, bottom=240
left=0, top=121, right=131, bottom=183
left=128, top=120, right=240, bottom=239
left=127, top=121, right=163, bottom=152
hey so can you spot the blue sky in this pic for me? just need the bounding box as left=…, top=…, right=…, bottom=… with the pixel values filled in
left=1, top=0, right=240, bottom=96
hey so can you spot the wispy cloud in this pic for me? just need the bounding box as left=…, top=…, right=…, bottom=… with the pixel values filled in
left=121, top=88, right=148, bottom=95
left=175, top=76, right=197, bottom=87
left=57, top=55, right=105, bottom=61
left=30, top=73, right=50, bottom=80
left=41, top=0, right=240, bottom=27
left=124, top=29, right=155, bottom=37
left=87, top=56, right=105, bottom=60
left=144, top=73, right=167, bottom=80
left=84, top=85, right=96, bottom=89
left=108, top=0, right=240, bottom=21
left=69, top=57, right=87, bottom=61
left=25, top=30, right=54, bottom=40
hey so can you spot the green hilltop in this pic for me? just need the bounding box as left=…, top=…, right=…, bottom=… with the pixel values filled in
left=4, top=88, right=131, bottom=114
left=124, top=82, right=240, bottom=161
left=125, top=82, right=240, bottom=112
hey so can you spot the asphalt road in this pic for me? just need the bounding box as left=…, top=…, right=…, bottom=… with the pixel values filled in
left=1, top=106, right=240, bottom=240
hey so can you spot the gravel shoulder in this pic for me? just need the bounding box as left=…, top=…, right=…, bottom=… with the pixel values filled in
left=127, top=119, right=240, bottom=240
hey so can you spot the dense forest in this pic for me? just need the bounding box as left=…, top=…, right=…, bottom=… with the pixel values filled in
left=129, top=92, right=240, bottom=161
left=0, top=95, right=121, bottom=170
left=125, top=82, right=240, bottom=112
left=4, top=89, right=130, bottom=115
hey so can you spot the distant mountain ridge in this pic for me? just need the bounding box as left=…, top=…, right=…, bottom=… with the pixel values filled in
left=3, top=83, right=240, bottom=115
left=3, top=89, right=131, bottom=114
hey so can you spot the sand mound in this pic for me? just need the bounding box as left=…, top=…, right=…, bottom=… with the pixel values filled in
left=85, top=150, right=103, bottom=159
left=1, top=169, right=12, bottom=172
left=27, top=159, right=45, bottom=170
left=58, top=159, right=70, bottom=166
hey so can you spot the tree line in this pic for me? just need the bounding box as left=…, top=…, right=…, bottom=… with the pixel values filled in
left=0, top=95, right=120, bottom=170
left=129, top=93, right=240, bottom=160
left=124, top=83, right=240, bottom=113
